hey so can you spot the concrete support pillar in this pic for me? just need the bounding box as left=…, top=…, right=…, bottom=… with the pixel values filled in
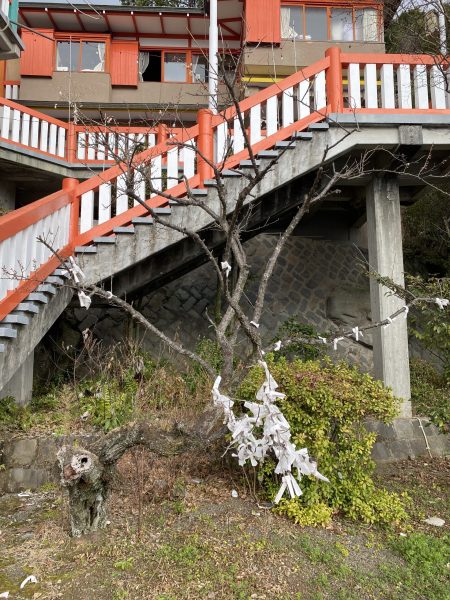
left=0, top=180, right=16, bottom=213
left=0, top=353, right=34, bottom=406
left=366, top=176, right=411, bottom=417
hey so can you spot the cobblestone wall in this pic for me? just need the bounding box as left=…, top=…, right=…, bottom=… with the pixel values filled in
left=59, top=234, right=374, bottom=372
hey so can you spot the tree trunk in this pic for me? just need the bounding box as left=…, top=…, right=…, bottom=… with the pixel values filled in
left=57, top=417, right=224, bottom=537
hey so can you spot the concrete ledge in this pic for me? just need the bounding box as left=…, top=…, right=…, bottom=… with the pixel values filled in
left=328, top=113, right=450, bottom=126
left=367, top=418, right=450, bottom=463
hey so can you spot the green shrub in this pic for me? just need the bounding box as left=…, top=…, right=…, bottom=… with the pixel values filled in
left=275, top=318, right=325, bottom=362
left=410, top=358, right=450, bottom=432
left=0, top=396, right=21, bottom=425
left=239, top=357, right=408, bottom=527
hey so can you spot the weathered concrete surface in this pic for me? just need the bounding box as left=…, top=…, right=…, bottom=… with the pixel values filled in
left=366, top=176, right=411, bottom=416
left=367, top=418, right=450, bottom=463
left=0, top=179, right=15, bottom=212
left=0, top=353, right=34, bottom=406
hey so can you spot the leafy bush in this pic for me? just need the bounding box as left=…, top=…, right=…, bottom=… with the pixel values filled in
left=410, top=358, right=450, bottom=432
left=275, top=318, right=325, bottom=362
left=239, top=357, right=408, bottom=527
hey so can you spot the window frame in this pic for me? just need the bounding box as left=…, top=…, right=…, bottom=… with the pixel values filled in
left=54, top=33, right=110, bottom=73
left=280, top=2, right=382, bottom=42
left=139, top=48, right=210, bottom=84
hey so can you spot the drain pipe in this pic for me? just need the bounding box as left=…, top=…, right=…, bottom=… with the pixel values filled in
left=208, top=0, right=218, bottom=113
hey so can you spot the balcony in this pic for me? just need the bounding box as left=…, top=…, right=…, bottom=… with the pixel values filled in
left=0, top=0, right=23, bottom=60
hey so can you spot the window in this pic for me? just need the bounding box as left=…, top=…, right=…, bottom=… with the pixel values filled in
left=192, top=54, right=208, bottom=83
left=140, top=50, right=161, bottom=82
left=281, top=4, right=380, bottom=42
left=56, top=39, right=106, bottom=72
left=164, top=52, right=187, bottom=82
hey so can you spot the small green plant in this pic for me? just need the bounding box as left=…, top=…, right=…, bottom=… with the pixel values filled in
left=275, top=318, right=325, bottom=362
left=410, top=358, right=449, bottom=431
left=239, top=357, right=408, bottom=527
left=113, top=557, right=134, bottom=571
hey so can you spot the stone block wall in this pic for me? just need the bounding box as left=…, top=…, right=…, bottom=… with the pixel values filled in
left=56, top=234, right=374, bottom=372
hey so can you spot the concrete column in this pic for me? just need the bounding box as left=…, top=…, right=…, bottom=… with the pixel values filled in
left=0, top=180, right=16, bottom=213
left=366, top=176, right=411, bottom=417
left=0, top=353, right=34, bottom=406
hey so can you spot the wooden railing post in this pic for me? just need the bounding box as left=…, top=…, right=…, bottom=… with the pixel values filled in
left=157, top=123, right=168, bottom=146
left=67, top=122, right=77, bottom=163
left=63, top=177, right=80, bottom=247
left=325, top=47, right=343, bottom=113
left=197, top=108, right=214, bottom=186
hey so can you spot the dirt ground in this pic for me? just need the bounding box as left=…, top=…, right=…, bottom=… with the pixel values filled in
left=0, top=455, right=449, bottom=600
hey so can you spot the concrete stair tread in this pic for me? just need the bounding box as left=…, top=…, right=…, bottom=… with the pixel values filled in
left=1, top=314, right=29, bottom=325
left=132, top=217, right=154, bottom=224
left=45, top=276, right=65, bottom=285
left=222, top=169, right=242, bottom=177
left=14, top=303, right=40, bottom=314
left=94, top=236, right=117, bottom=244
left=0, top=327, right=17, bottom=339
left=239, top=160, right=261, bottom=168
left=292, top=131, right=313, bottom=140
left=203, top=179, right=224, bottom=187
left=75, top=246, right=97, bottom=254
left=27, top=292, right=48, bottom=304
left=275, top=141, right=296, bottom=149
left=153, top=207, right=171, bottom=214
left=190, top=188, right=208, bottom=196
left=308, top=122, right=329, bottom=130
left=257, top=150, right=279, bottom=159
left=113, top=226, right=135, bottom=234
left=54, top=268, right=71, bottom=278
left=37, top=284, right=57, bottom=295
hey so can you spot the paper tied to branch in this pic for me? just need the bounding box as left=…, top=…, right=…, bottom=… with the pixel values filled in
left=20, top=576, right=37, bottom=590
left=211, top=360, right=328, bottom=505
left=250, top=321, right=260, bottom=328
left=403, top=305, right=409, bottom=319
left=221, top=261, right=232, bottom=278
left=78, top=290, right=92, bottom=310
left=435, top=297, right=449, bottom=310
left=333, top=337, right=344, bottom=351
left=66, top=256, right=86, bottom=284
left=383, top=317, right=393, bottom=328
left=352, top=326, right=363, bottom=342
left=274, top=340, right=282, bottom=352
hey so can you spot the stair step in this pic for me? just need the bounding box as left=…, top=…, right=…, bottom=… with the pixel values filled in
left=153, top=207, right=171, bottom=215
left=54, top=268, right=71, bottom=278
left=0, top=327, right=17, bottom=339
left=113, top=226, right=135, bottom=234
left=275, top=141, right=296, bottom=149
left=292, top=131, right=313, bottom=141
left=45, top=276, right=65, bottom=285
left=2, top=314, right=29, bottom=325
left=239, top=160, right=261, bottom=168
left=14, top=302, right=40, bottom=314
left=132, top=217, right=154, bottom=225
left=27, top=292, right=48, bottom=304
left=257, top=150, right=279, bottom=159
left=308, top=122, right=329, bottom=131
left=75, top=246, right=97, bottom=254
left=94, top=236, right=116, bottom=244
left=222, top=169, right=242, bottom=178
left=204, top=179, right=224, bottom=187
left=191, top=188, right=209, bottom=196
left=37, top=284, right=57, bottom=295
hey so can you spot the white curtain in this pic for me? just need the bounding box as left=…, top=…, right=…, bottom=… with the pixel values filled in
left=281, top=7, right=302, bottom=39
left=331, top=9, right=353, bottom=41
left=139, top=51, right=150, bottom=81
left=96, top=43, right=105, bottom=71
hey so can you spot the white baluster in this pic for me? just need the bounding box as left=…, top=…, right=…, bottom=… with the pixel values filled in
left=12, top=85, right=18, bottom=100
left=282, top=87, right=294, bottom=127
left=233, top=114, right=245, bottom=153
left=380, top=64, right=395, bottom=109
left=30, top=116, right=39, bottom=148
left=397, top=64, right=412, bottom=109
left=216, top=120, right=228, bottom=163
left=57, top=128, right=66, bottom=158
left=97, top=136, right=106, bottom=161
left=364, top=64, right=378, bottom=109
left=87, top=133, right=96, bottom=161
left=413, top=64, right=429, bottom=109
left=108, top=133, right=117, bottom=159
left=314, top=71, right=326, bottom=110
left=167, top=146, right=179, bottom=189
left=133, top=171, right=146, bottom=206
left=430, top=65, right=447, bottom=109
left=5, top=85, right=11, bottom=100
left=98, top=183, right=112, bottom=223
left=148, top=133, right=156, bottom=147
left=118, top=134, right=126, bottom=159
left=266, top=95, right=278, bottom=136
left=77, top=132, right=86, bottom=160
left=49, top=123, right=57, bottom=155
left=150, top=155, right=162, bottom=197
left=11, top=109, right=21, bottom=142
left=116, top=173, right=128, bottom=214
left=20, top=112, right=30, bottom=146
left=348, top=63, right=361, bottom=109
left=298, top=79, right=311, bottom=119
left=1, top=105, right=11, bottom=139
left=250, top=104, right=262, bottom=144
left=183, top=141, right=195, bottom=179
left=40, top=121, right=49, bottom=152
left=80, top=191, right=94, bottom=233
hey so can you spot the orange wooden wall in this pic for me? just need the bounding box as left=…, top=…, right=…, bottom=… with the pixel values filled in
left=20, top=29, right=55, bottom=77
left=110, top=40, right=138, bottom=87
left=245, top=0, right=281, bottom=44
